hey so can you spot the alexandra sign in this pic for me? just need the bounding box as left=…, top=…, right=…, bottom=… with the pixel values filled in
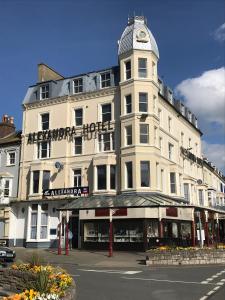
left=43, top=186, right=89, bottom=197
left=180, top=146, right=203, bottom=166
left=27, top=120, right=113, bottom=143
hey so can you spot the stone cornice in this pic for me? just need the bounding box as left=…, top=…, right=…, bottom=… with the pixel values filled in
left=24, top=87, right=118, bottom=110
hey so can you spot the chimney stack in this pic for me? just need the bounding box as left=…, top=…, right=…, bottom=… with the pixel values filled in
left=0, top=114, right=16, bottom=138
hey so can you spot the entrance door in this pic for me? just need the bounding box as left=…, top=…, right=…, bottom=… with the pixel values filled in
left=70, top=216, right=79, bottom=248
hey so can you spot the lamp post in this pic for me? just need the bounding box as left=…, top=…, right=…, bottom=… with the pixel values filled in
left=65, top=222, right=69, bottom=256
left=197, top=211, right=203, bottom=248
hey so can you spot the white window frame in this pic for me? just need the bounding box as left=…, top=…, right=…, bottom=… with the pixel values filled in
left=28, top=203, right=49, bottom=242
left=138, top=58, right=147, bottom=78
left=125, top=60, right=131, bottom=80
left=73, top=168, right=82, bottom=187
left=100, top=72, right=111, bottom=88
left=7, top=151, right=16, bottom=166
left=40, top=112, right=50, bottom=131
left=73, top=78, right=83, bottom=94
left=74, top=136, right=83, bottom=155
left=139, top=92, right=148, bottom=112
left=168, top=143, right=173, bottom=161
left=140, top=124, right=149, bottom=144
left=125, top=94, right=132, bottom=114
left=75, top=108, right=83, bottom=126
left=125, top=125, right=132, bottom=146
left=40, top=84, right=49, bottom=100
left=101, top=103, right=112, bottom=122
left=98, top=132, right=114, bottom=152
left=37, top=141, right=51, bottom=159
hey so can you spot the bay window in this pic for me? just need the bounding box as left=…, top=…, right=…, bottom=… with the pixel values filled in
left=110, top=165, right=116, bottom=190
left=33, top=171, right=40, bottom=194
left=140, top=161, right=150, bottom=187
left=42, top=171, right=50, bottom=191
left=126, top=161, right=133, bottom=189
left=140, top=124, right=149, bottom=144
left=125, top=125, right=132, bottom=145
left=29, top=203, right=49, bottom=240
left=125, top=60, right=131, bottom=80
left=125, top=94, right=132, bottom=114
left=97, top=165, right=107, bottom=190
left=170, top=172, right=176, bottom=194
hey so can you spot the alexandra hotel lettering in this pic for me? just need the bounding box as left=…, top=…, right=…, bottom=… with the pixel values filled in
left=27, top=120, right=113, bottom=143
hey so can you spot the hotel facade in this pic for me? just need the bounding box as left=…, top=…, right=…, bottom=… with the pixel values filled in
left=6, top=16, right=225, bottom=250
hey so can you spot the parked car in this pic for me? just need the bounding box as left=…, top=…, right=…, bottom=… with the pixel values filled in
left=0, top=246, right=16, bottom=262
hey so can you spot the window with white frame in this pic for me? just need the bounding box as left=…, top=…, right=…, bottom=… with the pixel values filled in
left=40, top=204, right=48, bottom=239
left=126, top=161, right=133, bottom=189
left=125, top=94, right=132, bottom=114
left=139, top=93, right=148, bottom=112
left=7, top=151, right=16, bottom=166
left=73, top=78, right=83, bottom=93
left=42, top=171, right=50, bottom=191
left=98, top=132, right=114, bottom=152
left=184, top=183, right=190, bottom=202
left=97, top=165, right=107, bottom=190
left=101, top=103, right=112, bottom=122
left=125, top=125, right=132, bottom=145
left=40, top=84, right=49, bottom=100
left=170, top=172, right=176, bottom=194
left=30, top=204, right=38, bottom=239
left=29, top=203, right=49, bottom=240
left=32, top=171, right=40, bottom=194
left=73, top=169, right=82, bottom=187
left=3, top=179, right=11, bottom=197
left=74, top=137, right=82, bottom=155
left=168, top=143, right=173, bottom=160
left=140, top=161, right=150, bottom=187
left=138, top=58, right=147, bottom=78
left=198, top=190, right=204, bottom=206
left=101, top=72, right=111, bottom=88
left=37, top=141, right=51, bottom=159
left=125, top=60, right=131, bottom=80
left=41, top=113, right=49, bottom=130
left=75, top=108, right=83, bottom=126
left=140, top=124, right=149, bottom=144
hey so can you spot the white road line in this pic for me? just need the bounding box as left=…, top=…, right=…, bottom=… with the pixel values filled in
left=216, top=281, right=224, bottom=286
left=207, top=290, right=215, bottom=296
left=199, top=297, right=208, bottom=300
left=211, top=275, right=218, bottom=278
left=213, top=286, right=220, bottom=291
left=77, top=269, right=142, bottom=275
left=121, top=277, right=215, bottom=285
left=201, top=281, right=209, bottom=284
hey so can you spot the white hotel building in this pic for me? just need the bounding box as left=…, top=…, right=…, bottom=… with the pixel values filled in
left=7, top=16, right=225, bottom=250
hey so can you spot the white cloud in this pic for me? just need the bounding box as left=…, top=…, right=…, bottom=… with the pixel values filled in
left=202, top=141, right=225, bottom=173
left=214, top=23, right=225, bottom=42
left=175, top=67, right=225, bottom=125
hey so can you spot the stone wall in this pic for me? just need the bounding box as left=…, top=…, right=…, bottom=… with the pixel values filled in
left=146, top=249, right=225, bottom=266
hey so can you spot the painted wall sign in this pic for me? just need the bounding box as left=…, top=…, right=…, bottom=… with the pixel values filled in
left=27, top=121, right=113, bottom=143
left=180, top=147, right=203, bottom=166
left=95, top=208, right=127, bottom=217
left=166, top=207, right=178, bottom=217
left=43, top=186, right=89, bottom=197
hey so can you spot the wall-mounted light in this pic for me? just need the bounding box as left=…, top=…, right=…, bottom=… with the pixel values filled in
left=21, top=207, right=25, bottom=214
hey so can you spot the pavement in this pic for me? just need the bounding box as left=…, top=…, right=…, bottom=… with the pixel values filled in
left=10, top=248, right=225, bottom=300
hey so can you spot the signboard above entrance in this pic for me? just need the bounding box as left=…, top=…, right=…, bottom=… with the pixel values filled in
left=43, top=187, right=89, bottom=197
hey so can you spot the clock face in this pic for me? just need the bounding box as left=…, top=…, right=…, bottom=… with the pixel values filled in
left=136, top=30, right=148, bottom=42
left=139, top=31, right=146, bottom=38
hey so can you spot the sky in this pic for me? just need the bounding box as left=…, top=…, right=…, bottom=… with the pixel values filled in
left=0, top=0, right=224, bottom=172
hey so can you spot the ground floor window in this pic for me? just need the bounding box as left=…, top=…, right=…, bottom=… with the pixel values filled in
left=29, top=203, right=49, bottom=240
left=84, top=222, right=109, bottom=242
left=147, top=220, right=159, bottom=238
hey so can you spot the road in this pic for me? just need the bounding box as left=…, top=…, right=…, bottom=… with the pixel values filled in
left=60, top=263, right=225, bottom=300
left=14, top=248, right=225, bottom=300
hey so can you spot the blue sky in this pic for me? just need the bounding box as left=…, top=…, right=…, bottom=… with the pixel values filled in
left=0, top=0, right=224, bottom=171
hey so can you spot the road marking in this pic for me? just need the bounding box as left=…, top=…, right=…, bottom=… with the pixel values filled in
left=77, top=269, right=142, bottom=275
left=207, top=290, right=214, bottom=296
left=199, top=269, right=225, bottom=299
left=121, top=277, right=216, bottom=285
left=199, top=297, right=208, bottom=300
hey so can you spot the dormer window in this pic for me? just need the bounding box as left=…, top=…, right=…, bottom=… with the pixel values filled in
left=40, top=84, right=49, bottom=100
left=73, top=78, right=83, bottom=93
left=101, top=72, right=111, bottom=88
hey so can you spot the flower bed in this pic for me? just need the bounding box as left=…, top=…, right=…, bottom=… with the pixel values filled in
left=2, top=263, right=75, bottom=300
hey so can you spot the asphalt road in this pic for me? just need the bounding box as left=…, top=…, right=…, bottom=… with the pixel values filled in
left=13, top=248, right=225, bottom=300
left=59, top=263, right=225, bottom=300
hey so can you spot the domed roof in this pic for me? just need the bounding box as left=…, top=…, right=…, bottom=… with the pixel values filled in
left=118, top=16, right=159, bottom=58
